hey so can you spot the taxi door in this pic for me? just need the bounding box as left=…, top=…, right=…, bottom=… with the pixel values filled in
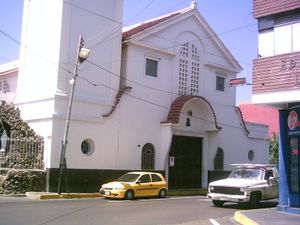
left=135, top=174, right=155, bottom=197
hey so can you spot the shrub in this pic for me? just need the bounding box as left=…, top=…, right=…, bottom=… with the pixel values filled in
left=0, top=169, right=45, bottom=194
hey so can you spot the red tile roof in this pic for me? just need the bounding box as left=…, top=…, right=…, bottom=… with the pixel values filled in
left=161, top=95, right=222, bottom=130
left=123, top=12, right=180, bottom=40
left=102, top=86, right=132, bottom=117
left=122, top=5, right=193, bottom=40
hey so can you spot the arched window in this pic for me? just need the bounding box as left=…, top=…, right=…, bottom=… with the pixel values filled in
left=141, top=143, right=155, bottom=170
left=248, top=150, right=255, bottom=161
left=214, top=147, right=224, bottom=170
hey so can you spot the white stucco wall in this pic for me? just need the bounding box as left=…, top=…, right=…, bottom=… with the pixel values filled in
left=15, top=0, right=124, bottom=169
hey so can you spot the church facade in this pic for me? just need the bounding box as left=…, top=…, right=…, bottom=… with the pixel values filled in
left=2, top=1, right=269, bottom=192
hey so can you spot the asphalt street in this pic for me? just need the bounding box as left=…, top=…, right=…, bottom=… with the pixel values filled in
left=0, top=196, right=243, bottom=225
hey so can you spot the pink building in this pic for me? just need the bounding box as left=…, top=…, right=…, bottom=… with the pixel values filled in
left=239, top=103, right=279, bottom=138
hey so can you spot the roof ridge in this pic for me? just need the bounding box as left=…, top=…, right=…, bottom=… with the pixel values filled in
left=122, top=4, right=195, bottom=39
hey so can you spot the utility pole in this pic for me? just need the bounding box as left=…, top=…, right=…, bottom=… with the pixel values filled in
left=57, top=35, right=90, bottom=194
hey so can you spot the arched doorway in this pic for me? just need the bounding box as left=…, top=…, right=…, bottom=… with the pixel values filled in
left=162, top=95, right=221, bottom=189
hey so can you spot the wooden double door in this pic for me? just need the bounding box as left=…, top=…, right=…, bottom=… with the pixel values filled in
left=169, top=135, right=202, bottom=189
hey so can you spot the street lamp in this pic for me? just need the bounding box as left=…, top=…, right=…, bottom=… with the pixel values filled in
left=78, top=48, right=90, bottom=63
left=57, top=35, right=90, bottom=194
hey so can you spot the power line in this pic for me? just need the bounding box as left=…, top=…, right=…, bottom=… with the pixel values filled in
left=86, top=57, right=247, bottom=110
left=0, top=29, right=73, bottom=77
left=124, top=0, right=156, bottom=24
left=1, top=1, right=255, bottom=73
left=0, top=2, right=260, bottom=134
left=0, top=26, right=248, bottom=110
left=86, top=0, right=157, bottom=48
left=86, top=59, right=176, bottom=95
left=77, top=74, right=256, bottom=133
left=63, top=0, right=255, bottom=68
left=0, top=2, right=254, bottom=105
left=0, top=28, right=256, bottom=135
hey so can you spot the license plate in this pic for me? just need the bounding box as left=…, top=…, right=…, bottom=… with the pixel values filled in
left=105, top=191, right=111, bottom=195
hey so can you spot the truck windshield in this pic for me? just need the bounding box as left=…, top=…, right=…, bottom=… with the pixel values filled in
left=229, top=168, right=263, bottom=180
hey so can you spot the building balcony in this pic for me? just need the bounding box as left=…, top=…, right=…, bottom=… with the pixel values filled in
left=252, top=51, right=300, bottom=108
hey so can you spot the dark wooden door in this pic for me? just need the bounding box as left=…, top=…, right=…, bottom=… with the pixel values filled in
left=169, top=135, right=202, bottom=189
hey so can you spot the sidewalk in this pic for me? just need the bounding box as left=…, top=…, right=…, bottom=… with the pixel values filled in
left=234, top=207, right=300, bottom=225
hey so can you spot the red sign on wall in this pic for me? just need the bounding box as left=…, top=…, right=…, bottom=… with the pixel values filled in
left=227, top=78, right=246, bottom=87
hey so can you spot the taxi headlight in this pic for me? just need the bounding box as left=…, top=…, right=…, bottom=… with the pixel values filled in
left=113, top=184, right=125, bottom=190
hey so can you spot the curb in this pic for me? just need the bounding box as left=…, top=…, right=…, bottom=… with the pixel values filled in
left=26, top=192, right=101, bottom=200
left=234, top=211, right=259, bottom=225
left=24, top=189, right=207, bottom=200
left=0, top=194, right=27, bottom=197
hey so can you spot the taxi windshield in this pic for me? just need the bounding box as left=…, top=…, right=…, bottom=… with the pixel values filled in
left=229, top=168, right=263, bottom=180
left=117, top=173, right=140, bottom=182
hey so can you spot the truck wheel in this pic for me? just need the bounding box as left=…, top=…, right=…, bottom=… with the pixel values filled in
left=248, top=192, right=260, bottom=208
left=212, top=200, right=224, bottom=207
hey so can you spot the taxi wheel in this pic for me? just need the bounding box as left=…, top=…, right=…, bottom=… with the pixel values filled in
left=158, top=189, right=167, bottom=198
left=124, top=190, right=134, bottom=200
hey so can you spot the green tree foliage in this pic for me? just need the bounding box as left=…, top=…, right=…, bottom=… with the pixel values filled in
left=269, top=133, right=279, bottom=165
left=0, top=169, right=45, bottom=194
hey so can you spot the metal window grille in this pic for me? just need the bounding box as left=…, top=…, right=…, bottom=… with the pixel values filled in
left=178, top=42, right=201, bottom=95
left=0, top=80, right=10, bottom=93
left=0, top=138, right=44, bottom=169
left=141, top=143, right=155, bottom=170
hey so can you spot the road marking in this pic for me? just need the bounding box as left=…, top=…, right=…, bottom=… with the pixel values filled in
left=209, top=218, right=220, bottom=225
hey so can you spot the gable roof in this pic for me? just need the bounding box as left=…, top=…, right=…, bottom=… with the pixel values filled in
left=122, top=3, right=242, bottom=72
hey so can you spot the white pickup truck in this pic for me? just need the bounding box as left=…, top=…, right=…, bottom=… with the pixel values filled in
left=207, top=164, right=279, bottom=208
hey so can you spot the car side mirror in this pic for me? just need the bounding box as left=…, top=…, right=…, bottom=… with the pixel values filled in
left=136, top=180, right=142, bottom=184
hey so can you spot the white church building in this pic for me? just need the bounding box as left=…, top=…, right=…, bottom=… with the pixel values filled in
left=1, top=0, right=269, bottom=192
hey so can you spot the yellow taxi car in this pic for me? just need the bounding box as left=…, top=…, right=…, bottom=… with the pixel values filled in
left=99, top=171, right=167, bottom=200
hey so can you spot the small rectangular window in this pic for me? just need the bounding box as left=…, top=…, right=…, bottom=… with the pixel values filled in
left=145, top=58, right=158, bottom=77
left=274, top=25, right=292, bottom=54
left=216, top=76, right=225, bottom=91
left=258, top=16, right=274, bottom=31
